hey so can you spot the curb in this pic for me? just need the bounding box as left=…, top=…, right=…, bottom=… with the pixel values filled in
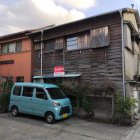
left=121, top=120, right=140, bottom=140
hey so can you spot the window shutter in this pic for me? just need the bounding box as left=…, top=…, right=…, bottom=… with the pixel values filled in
left=78, top=34, right=89, bottom=49
left=44, top=40, right=55, bottom=51
left=90, top=26, right=110, bottom=48
left=55, top=38, right=64, bottom=50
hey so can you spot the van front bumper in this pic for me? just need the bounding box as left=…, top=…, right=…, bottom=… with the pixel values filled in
left=54, top=105, right=72, bottom=120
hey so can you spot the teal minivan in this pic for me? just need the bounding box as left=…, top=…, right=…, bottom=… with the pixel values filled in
left=9, top=82, right=72, bottom=124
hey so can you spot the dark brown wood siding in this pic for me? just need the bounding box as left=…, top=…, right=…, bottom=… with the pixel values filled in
left=33, top=13, right=123, bottom=94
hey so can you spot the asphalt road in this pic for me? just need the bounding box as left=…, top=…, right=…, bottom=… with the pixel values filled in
left=0, top=113, right=132, bottom=140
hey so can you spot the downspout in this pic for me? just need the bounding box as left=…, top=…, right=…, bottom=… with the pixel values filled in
left=40, top=30, right=43, bottom=78
left=119, top=10, right=126, bottom=98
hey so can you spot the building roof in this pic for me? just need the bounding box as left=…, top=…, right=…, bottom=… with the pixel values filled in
left=0, top=30, right=32, bottom=41
left=29, top=8, right=139, bottom=35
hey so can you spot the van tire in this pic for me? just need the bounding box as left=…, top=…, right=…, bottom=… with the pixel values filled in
left=11, top=106, right=19, bottom=117
left=45, top=112, right=55, bottom=124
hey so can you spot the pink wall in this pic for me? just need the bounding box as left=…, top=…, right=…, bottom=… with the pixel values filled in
left=0, top=38, right=32, bottom=82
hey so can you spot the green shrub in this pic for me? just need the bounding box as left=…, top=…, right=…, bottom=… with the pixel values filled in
left=0, top=93, right=10, bottom=112
left=82, top=97, right=94, bottom=116
left=113, top=95, right=137, bottom=123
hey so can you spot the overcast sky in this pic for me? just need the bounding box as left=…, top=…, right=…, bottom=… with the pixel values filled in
left=0, top=0, right=139, bottom=36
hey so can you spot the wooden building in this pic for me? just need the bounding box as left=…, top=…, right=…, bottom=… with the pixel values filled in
left=29, top=8, right=140, bottom=115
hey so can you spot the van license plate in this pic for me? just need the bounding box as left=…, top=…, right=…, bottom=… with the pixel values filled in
left=63, top=113, right=68, bottom=118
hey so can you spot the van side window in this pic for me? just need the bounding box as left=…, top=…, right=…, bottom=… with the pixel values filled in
left=22, top=87, right=33, bottom=97
left=36, top=88, right=47, bottom=100
left=13, top=86, right=22, bottom=96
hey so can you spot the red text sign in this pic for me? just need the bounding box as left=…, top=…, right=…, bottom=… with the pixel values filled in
left=54, top=66, right=65, bottom=76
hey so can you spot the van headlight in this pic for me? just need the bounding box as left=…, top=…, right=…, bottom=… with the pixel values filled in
left=52, top=102, right=61, bottom=106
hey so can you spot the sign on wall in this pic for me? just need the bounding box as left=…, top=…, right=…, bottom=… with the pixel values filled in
left=54, top=66, right=65, bottom=76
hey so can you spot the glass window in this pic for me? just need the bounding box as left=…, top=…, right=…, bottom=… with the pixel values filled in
left=13, top=86, right=22, bottom=96
left=44, top=40, right=55, bottom=51
left=16, top=76, right=24, bottom=82
left=36, top=88, right=47, bottom=100
left=22, top=87, right=33, bottom=97
left=9, top=43, right=16, bottom=53
left=67, top=37, right=78, bottom=50
left=1, top=44, right=8, bottom=54
left=34, top=42, right=41, bottom=50
left=16, top=41, right=22, bottom=52
left=66, top=33, right=90, bottom=50
left=1, top=41, right=22, bottom=54
left=46, top=88, right=66, bottom=99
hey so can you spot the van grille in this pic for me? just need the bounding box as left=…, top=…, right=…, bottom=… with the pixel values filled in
left=60, top=106, right=70, bottom=115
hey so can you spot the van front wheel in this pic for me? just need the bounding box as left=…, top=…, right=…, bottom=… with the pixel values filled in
left=45, top=112, right=55, bottom=124
left=11, top=107, right=19, bottom=117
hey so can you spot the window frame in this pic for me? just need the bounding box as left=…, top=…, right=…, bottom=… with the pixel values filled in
left=34, top=42, right=41, bottom=50
left=16, top=41, right=22, bottom=52
left=66, top=32, right=90, bottom=51
left=22, top=86, right=34, bottom=97
left=13, top=86, right=22, bottom=96
left=44, top=39, right=55, bottom=52
left=66, top=36, right=78, bottom=50
left=8, top=43, right=16, bottom=53
left=16, top=76, right=24, bottom=82
left=46, top=88, right=66, bottom=100
left=35, top=88, right=48, bottom=100
left=1, top=44, right=8, bottom=54
left=1, top=41, right=22, bottom=54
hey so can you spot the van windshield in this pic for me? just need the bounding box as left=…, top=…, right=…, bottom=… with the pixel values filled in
left=46, top=88, right=66, bottom=99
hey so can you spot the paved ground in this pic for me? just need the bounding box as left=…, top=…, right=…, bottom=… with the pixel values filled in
left=0, top=113, right=135, bottom=140
left=123, top=120, right=140, bottom=140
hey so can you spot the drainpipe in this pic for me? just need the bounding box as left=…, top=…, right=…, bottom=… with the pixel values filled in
left=119, top=10, right=126, bottom=98
left=40, top=30, right=43, bottom=78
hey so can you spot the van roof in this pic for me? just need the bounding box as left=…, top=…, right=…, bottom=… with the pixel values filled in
left=14, top=82, right=58, bottom=88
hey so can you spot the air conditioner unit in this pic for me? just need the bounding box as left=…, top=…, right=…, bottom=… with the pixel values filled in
left=133, top=75, right=140, bottom=82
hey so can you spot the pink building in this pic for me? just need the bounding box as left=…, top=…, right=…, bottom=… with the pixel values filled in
left=0, top=31, right=33, bottom=82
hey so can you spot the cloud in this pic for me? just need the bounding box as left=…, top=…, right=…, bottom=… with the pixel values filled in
left=0, top=0, right=95, bottom=36
left=31, top=0, right=85, bottom=20
left=31, top=0, right=68, bottom=16
left=54, top=0, right=97, bottom=9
